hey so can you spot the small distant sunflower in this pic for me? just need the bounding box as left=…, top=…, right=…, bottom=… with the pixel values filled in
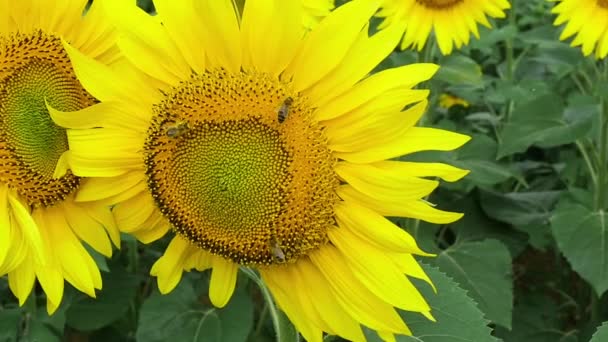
left=57, top=0, right=469, bottom=340
left=0, top=1, right=119, bottom=313
left=439, top=93, right=470, bottom=109
left=377, top=0, right=511, bottom=55
left=550, top=0, right=608, bottom=59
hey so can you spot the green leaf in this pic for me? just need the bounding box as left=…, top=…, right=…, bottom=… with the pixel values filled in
left=433, top=239, right=513, bottom=329
left=451, top=134, right=523, bottom=186
left=137, top=274, right=254, bottom=342
left=66, top=266, right=138, bottom=331
left=0, top=308, right=21, bottom=341
left=435, top=55, right=483, bottom=87
left=494, top=292, right=578, bottom=342
left=480, top=191, right=561, bottom=227
left=590, top=322, right=608, bottom=342
left=550, top=201, right=608, bottom=296
left=397, top=263, right=499, bottom=342
left=498, top=93, right=594, bottom=158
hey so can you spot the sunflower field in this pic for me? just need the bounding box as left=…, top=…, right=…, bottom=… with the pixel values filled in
left=2, top=0, right=608, bottom=341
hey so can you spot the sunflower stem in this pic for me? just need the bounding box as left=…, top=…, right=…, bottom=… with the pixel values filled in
left=595, top=98, right=608, bottom=212
left=504, top=0, right=516, bottom=122
left=241, top=267, right=299, bottom=342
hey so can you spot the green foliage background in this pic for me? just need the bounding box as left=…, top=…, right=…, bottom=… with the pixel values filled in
left=3, top=0, right=608, bottom=341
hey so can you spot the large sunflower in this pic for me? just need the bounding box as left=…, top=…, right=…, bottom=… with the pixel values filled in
left=56, top=0, right=470, bottom=340
left=377, top=0, right=511, bottom=55
left=550, top=0, right=608, bottom=59
left=0, top=1, right=120, bottom=313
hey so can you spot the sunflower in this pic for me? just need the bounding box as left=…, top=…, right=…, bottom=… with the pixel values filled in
left=550, top=0, right=608, bottom=59
left=0, top=1, right=119, bottom=313
left=439, top=93, right=470, bottom=109
left=377, top=0, right=511, bottom=55
left=56, top=0, right=470, bottom=340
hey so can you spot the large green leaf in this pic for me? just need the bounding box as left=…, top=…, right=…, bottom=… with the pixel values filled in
left=480, top=190, right=561, bottom=250
left=433, top=239, right=513, bottom=329
left=551, top=201, right=608, bottom=296
left=435, top=55, right=483, bottom=87
left=494, top=292, right=577, bottom=342
left=397, top=263, right=498, bottom=342
left=137, top=275, right=253, bottom=342
left=480, top=191, right=561, bottom=227
left=66, top=266, right=139, bottom=331
left=498, top=93, right=594, bottom=158
left=0, top=308, right=21, bottom=341
left=590, top=322, right=608, bottom=342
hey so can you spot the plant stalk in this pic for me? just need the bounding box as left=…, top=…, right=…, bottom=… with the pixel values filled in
left=241, top=267, right=298, bottom=342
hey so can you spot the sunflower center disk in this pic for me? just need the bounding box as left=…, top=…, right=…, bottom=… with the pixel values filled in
left=600, top=0, right=608, bottom=9
left=416, top=0, right=462, bottom=9
left=0, top=31, right=91, bottom=207
left=144, top=71, right=339, bottom=265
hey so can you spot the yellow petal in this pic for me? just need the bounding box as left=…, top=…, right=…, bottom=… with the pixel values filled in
left=371, top=160, right=469, bottom=182
left=261, top=265, right=324, bottom=342
left=0, top=0, right=8, bottom=34
left=112, top=191, right=157, bottom=234
left=209, top=255, right=238, bottom=308
left=52, top=151, right=70, bottom=179
left=75, top=171, right=145, bottom=202
left=297, top=260, right=367, bottom=342
left=309, top=246, right=410, bottom=334
left=183, top=248, right=213, bottom=272
left=35, top=264, right=64, bottom=315
left=62, top=202, right=113, bottom=257
left=8, top=256, right=35, bottom=306
left=306, top=20, right=404, bottom=106
left=101, top=0, right=190, bottom=84
left=328, top=227, right=430, bottom=313
left=338, top=185, right=463, bottom=224
left=335, top=161, right=438, bottom=201
left=78, top=201, right=121, bottom=247
left=62, top=39, right=159, bottom=106
left=8, top=195, right=46, bottom=266
left=334, top=201, right=430, bottom=255
left=150, top=237, right=192, bottom=294
left=0, top=184, right=11, bottom=267
left=45, top=207, right=98, bottom=297
left=67, top=128, right=143, bottom=177
left=241, top=0, right=302, bottom=76
left=325, top=95, right=429, bottom=152
left=335, top=127, right=470, bottom=163
left=154, top=0, right=205, bottom=74
left=194, top=0, right=242, bottom=73
left=314, top=63, right=438, bottom=121
left=49, top=101, right=150, bottom=131
left=285, top=0, right=380, bottom=92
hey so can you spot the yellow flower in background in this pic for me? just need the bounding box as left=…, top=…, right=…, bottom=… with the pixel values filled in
left=303, top=0, right=335, bottom=29
left=0, top=0, right=119, bottom=313
left=550, top=0, right=608, bottom=59
left=439, top=93, right=470, bottom=109
left=55, top=0, right=469, bottom=340
left=377, top=0, right=511, bottom=55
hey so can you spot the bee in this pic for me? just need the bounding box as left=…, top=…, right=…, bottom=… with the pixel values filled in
left=270, top=238, right=286, bottom=262
left=165, top=121, right=189, bottom=138
left=277, top=97, right=293, bottom=124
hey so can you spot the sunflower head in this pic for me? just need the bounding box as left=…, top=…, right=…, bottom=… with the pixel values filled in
left=0, top=0, right=119, bottom=314
left=143, top=70, right=339, bottom=265
left=377, top=0, right=511, bottom=55
left=58, top=0, right=470, bottom=340
left=0, top=30, right=90, bottom=207
left=551, top=0, right=608, bottom=59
